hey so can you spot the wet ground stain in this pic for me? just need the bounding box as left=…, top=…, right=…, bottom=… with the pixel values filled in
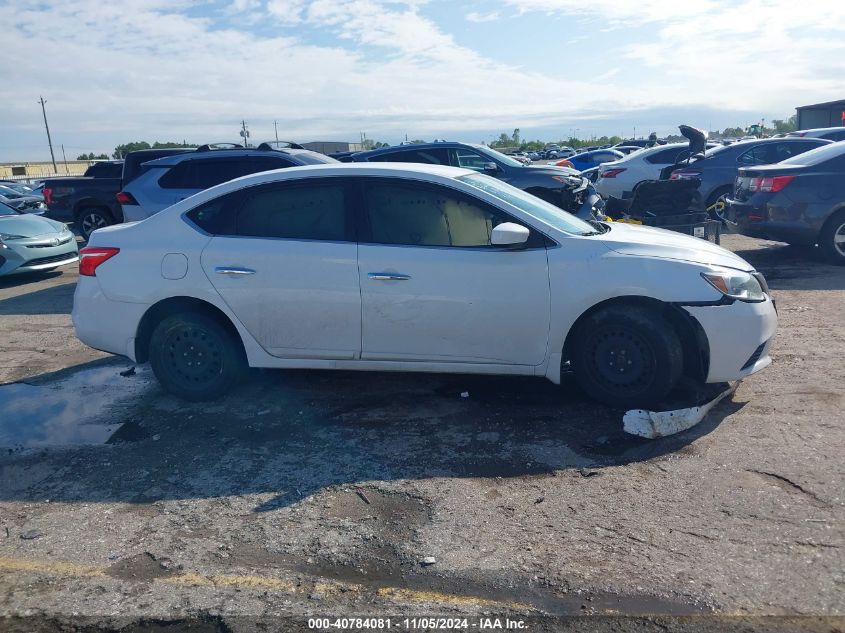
left=0, top=363, right=151, bottom=450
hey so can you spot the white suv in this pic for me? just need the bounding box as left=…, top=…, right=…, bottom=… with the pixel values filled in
left=117, top=147, right=337, bottom=223
left=74, top=163, right=776, bottom=408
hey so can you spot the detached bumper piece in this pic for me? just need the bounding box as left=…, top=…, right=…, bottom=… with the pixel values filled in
left=623, top=382, right=739, bottom=439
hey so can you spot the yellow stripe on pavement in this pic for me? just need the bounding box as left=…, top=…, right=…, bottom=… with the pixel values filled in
left=0, top=556, right=524, bottom=611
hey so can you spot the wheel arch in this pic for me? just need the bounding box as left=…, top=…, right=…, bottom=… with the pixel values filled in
left=561, top=295, right=709, bottom=381
left=705, top=183, right=733, bottom=207
left=134, top=296, right=245, bottom=364
left=73, top=198, right=113, bottom=217
left=819, top=204, right=845, bottom=236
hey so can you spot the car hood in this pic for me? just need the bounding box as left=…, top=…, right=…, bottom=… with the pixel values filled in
left=0, top=213, right=65, bottom=237
left=599, top=222, right=754, bottom=271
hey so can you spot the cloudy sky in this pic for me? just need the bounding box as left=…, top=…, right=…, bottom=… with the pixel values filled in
left=2, top=0, right=843, bottom=161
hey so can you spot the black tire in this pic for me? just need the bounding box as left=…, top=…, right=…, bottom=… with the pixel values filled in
left=77, top=207, right=114, bottom=240
left=571, top=305, right=683, bottom=409
left=705, top=186, right=732, bottom=221
left=148, top=311, right=246, bottom=401
left=819, top=209, right=845, bottom=265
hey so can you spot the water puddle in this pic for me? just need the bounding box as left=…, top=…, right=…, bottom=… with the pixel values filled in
left=0, top=364, right=152, bottom=450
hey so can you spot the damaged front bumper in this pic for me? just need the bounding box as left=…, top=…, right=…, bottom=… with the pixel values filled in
left=681, top=296, right=778, bottom=383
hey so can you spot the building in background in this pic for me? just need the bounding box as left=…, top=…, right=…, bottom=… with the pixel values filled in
left=301, top=141, right=364, bottom=154
left=796, top=99, right=845, bottom=129
left=0, top=161, right=91, bottom=180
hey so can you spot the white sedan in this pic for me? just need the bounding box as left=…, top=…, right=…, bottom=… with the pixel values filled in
left=73, top=163, right=777, bottom=408
left=594, top=143, right=693, bottom=199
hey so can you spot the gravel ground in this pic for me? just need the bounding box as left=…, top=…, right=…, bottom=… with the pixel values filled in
left=0, top=234, right=842, bottom=632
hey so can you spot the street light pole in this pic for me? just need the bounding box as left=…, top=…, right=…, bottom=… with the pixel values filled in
left=274, top=120, right=279, bottom=143
left=39, top=96, right=58, bottom=173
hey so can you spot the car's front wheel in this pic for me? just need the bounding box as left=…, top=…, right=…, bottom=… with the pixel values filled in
left=149, top=311, right=246, bottom=401
left=571, top=305, right=683, bottom=409
left=819, top=209, right=845, bottom=265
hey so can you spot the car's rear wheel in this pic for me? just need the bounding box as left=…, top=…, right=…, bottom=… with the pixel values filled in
left=77, top=207, right=114, bottom=240
left=819, top=209, right=845, bottom=265
left=571, top=305, right=683, bottom=409
left=149, top=311, right=246, bottom=401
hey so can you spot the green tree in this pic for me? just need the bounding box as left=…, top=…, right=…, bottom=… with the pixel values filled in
left=512, top=128, right=520, bottom=145
left=113, top=141, right=188, bottom=158
left=771, top=115, right=797, bottom=134
left=113, top=141, right=150, bottom=158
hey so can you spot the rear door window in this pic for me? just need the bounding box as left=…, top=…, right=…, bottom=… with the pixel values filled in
left=737, top=145, right=770, bottom=165
left=159, top=156, right=296, bottom=190
left=234, top=181, right=350, bottom=241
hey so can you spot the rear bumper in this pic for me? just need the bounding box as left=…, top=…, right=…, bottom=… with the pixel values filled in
left=72, top=277, right=148, bottom=361
left=683, top=296, right=778, bottom=383
left=726, top=198, right=820, bottom=245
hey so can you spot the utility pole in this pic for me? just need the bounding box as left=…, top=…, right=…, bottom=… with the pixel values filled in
left=274, top=120, right=279, bottom=143
left=39, top=96, right=58, bottom=173
left=239, top=120, right=250, bottom=147
left=61, top=144, right=69, bottom=174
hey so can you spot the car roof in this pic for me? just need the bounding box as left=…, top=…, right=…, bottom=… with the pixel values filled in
left=788, top=126, right=845, bottom=134
left=143, top=147, right=327, bottom=167
left=352, top=141, right=479, bottom=159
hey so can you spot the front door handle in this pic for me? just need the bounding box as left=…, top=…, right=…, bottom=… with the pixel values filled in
left=215, top=266, right=256, bottom=276
left=368, top=272, right=411, bottom=281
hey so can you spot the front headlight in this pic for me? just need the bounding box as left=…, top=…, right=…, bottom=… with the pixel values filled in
left=701, top=270, right=766, bottom=302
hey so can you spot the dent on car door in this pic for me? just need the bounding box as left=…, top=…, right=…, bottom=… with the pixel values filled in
left=356, top=178, right=551, bottom=365
left=195, top=179, right=362, bottom=359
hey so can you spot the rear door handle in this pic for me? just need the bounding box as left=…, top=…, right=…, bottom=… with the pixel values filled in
left=215, top=266, right=256, bottom=276
left=368, top=272, right=411, bottom=281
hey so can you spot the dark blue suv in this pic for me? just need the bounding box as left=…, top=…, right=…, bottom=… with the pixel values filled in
left=350, top=142, right=581, bottom=208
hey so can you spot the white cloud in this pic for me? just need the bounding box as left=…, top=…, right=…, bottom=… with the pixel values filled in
left=505, top=0, right=845, bottom=111
left=266, top=0, right=308, bottom=24
left=466, top=11, right=500, bottom=22
left=0, top=0, right=843, bottom=159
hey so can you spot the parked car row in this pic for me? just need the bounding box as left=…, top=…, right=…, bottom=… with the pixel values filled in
left=589, top=125, right=845, bottom=264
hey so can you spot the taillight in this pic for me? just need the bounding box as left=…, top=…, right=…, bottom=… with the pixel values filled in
left=43, top=187, right=52, bottom=205
left=79, top=247, right=119, bottom=276
left=557, top=160, right=574, bottom=169
left=601, top=168, right=627, bottom=178
left=669, top=170, right=702, bottom=180
left=749, top=175, right=795, bottom=193
left=116, top=191, right=138, bottom=205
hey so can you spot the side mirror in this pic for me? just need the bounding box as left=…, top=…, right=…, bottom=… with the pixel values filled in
left=491, top=222, right=530, bottom=246
left=483, top=162, right=498, bottom=172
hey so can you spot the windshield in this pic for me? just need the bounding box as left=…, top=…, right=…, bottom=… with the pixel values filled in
left=778, top=141, right=845, bottom=166
left=0, top=200, right=20, bottom=216
left=472, top=145, right=524, bottom=168
left=457, top=173, right=596, bottom=235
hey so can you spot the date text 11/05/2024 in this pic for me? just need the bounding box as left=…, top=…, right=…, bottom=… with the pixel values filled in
left=308, top=617, right=528, bottom=630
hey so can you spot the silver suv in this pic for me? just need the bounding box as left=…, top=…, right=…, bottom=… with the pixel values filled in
left=117, top=145, right=338, bottom=222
